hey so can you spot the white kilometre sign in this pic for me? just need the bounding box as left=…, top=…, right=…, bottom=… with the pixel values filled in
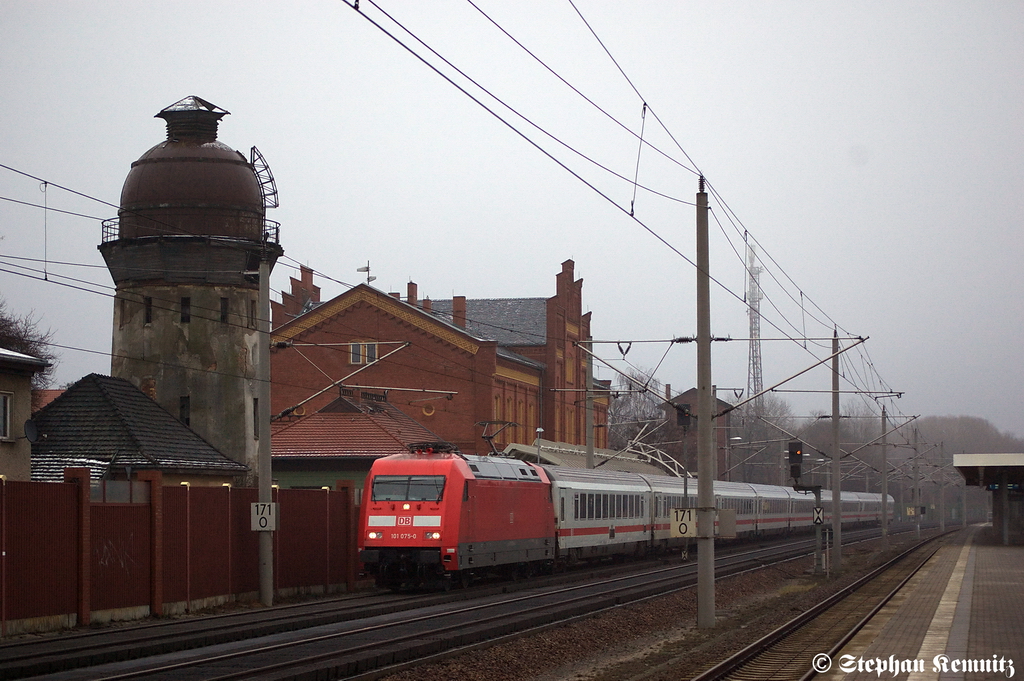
left=251, top=502, right=278, bottom=531
left=670, top=508, right=697, bottom=538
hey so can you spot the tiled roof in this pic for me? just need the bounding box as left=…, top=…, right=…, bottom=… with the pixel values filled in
left=429, top=298, right=547, bottom=347
left=30, top=373, right=249, bottom=482
left=272, top=396, right=446, bottom=459
left=31, top=389, right=64, bottom=413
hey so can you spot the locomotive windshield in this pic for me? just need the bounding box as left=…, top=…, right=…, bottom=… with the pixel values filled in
left=372, top=475, right=446, bottom=502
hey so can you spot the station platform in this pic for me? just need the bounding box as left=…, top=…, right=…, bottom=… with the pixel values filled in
left=821, top=525, right=1022, bottom=680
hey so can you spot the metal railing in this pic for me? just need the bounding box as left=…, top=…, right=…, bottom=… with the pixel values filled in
left=101, top=217, right=281, bottom=244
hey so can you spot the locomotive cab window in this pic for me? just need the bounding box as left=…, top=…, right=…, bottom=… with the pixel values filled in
left=371, top=475, right=446, bottom=502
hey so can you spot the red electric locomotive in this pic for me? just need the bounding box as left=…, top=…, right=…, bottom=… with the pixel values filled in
left=358, top=442, right=556, bottom=590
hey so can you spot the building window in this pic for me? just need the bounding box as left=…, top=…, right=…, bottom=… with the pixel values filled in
left=180, top=297, right=191, bottom=323
left=0, top=393, right=10, bottom=439
left=220, top=297, right=229, bottom=323
left=179, top=395, right=190, bottom=426
left=253, top=397, right=259, bottom=439
left=349, top=342, right=378, bottom=365
left=144, top=297, right=153, bottom=325
left=249, top=299, right=257, bottom=329
left=118, top=297, right=127, bottom=329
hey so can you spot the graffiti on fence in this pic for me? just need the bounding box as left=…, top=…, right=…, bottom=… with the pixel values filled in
left=95, top=533, right=138, bottom=575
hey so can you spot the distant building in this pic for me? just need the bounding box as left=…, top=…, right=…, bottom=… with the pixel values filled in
left=270, top=260, right=609, bottom=455
left=0, top=347, right=50, bottom=480
left=662, top=388, right=735, bottom=480
left=30, top=374, right=249, bottom=485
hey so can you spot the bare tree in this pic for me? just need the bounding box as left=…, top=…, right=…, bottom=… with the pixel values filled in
left=732, top=393, right=795, bottom=484
left=606, top=368, right=666, bottom=451
left=915, top=415, right=1024, bottom=456
left=0, top=297, right=58, bottom=388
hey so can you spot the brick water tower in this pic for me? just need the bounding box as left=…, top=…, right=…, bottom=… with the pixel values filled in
left=99, top=96, right=283, bottom=477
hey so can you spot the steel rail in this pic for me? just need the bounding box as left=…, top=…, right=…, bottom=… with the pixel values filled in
left=689, top=530, right=957, bottom=681
left=93, top=531, right=886, bottom=680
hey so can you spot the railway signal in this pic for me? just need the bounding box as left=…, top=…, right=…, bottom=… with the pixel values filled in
left=789, top=440, right=803, bottom=480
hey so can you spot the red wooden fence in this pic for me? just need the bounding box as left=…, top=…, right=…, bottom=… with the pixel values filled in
left=0, top=471, right=358, bottom=636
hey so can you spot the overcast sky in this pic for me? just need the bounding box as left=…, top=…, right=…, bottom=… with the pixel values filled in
left=2, top=1, right=1022, bottom=442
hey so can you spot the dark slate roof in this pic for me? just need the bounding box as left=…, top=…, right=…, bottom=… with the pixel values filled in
left=429, top=298, right=547, bottom=347
left=271, top=395, right=447, bottom=459
left=30, top=373, right=249, bottom=482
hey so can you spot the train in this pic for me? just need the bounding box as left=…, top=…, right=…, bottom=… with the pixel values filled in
left=357, top=444, right=893, bottom=590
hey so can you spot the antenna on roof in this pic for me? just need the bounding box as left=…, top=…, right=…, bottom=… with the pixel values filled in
left=356, top=261, right=376, bottom=284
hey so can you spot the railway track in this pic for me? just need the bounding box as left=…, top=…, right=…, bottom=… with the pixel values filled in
left=686, top=529, right=962, bottom=681
left=0, top=591, right=438, bottom=679
left=1, top=527, right=897, bottom=681
left=0, top=541, right=747, bottom=680
left=13, top=530, right=887, bottom=681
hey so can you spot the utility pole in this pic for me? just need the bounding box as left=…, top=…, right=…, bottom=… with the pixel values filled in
left=939, top=443, right=946, bottom=532
left=696, top=177, right=716, bottom=628
left=258, top=256, right=274, bottom=606
left=831, top=331, right=842, bottom=572
left=585, top=336, right=595, bottom=470
left=880, top=406, right=889, bottom=549
left=913, top=429, right=920, bottom=541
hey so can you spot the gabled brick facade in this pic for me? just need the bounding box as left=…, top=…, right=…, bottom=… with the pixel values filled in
left=270, top=260, right=608, bottom=455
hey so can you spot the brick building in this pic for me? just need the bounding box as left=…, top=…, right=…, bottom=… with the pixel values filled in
left=270, top=260, right=608, bottom=455
left=662, top=387, right=736, bottom=480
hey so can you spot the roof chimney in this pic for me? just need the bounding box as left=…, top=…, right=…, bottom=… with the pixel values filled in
left=407, top=281, right=418, bottom=307
left=422, top=298, right=432, bottom=313
left=453, top=296, right=467, bottom=328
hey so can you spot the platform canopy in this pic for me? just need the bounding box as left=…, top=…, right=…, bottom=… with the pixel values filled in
left=954, top=453, right=1024, bottom=488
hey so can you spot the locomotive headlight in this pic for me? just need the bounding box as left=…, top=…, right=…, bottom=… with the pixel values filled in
left=367, top=531, right=382, bottom=540
left=425, top=531, right=441, bottom=540
left=403, top=503, right=411, bottom=510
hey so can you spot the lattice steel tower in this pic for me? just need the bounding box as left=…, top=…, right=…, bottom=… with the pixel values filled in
left=746, top=243, right=763, bottom=414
